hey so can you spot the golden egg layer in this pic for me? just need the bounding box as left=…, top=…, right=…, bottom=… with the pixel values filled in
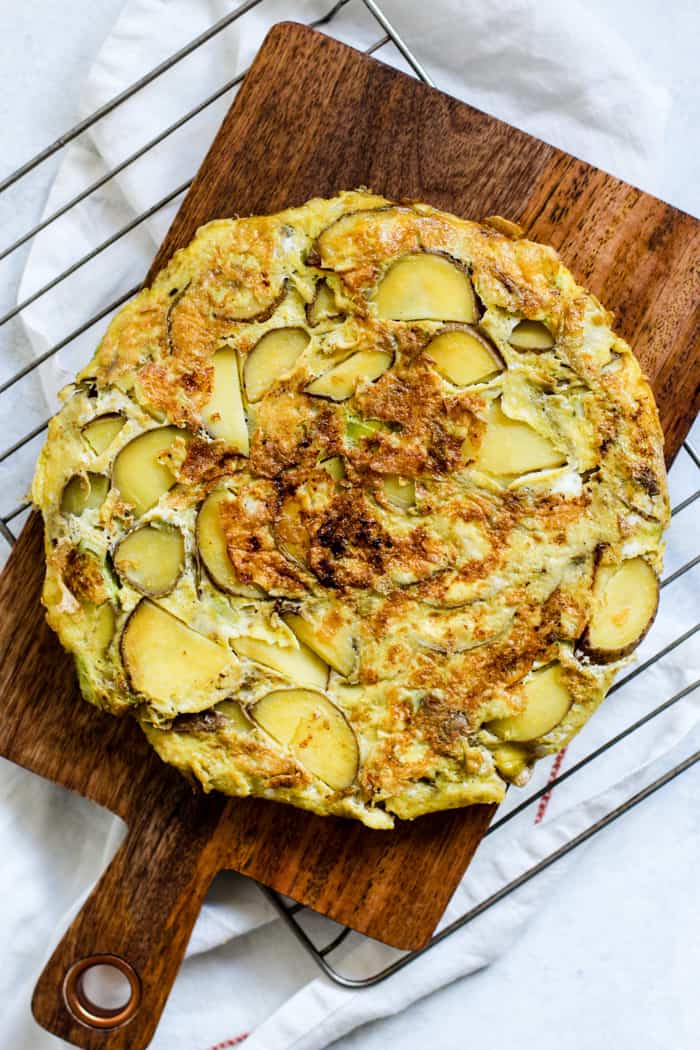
left=32, top=191, right=669, bottom=828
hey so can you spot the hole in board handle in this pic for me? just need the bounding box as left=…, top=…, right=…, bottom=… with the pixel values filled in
left=63, top=955, right=141, bottom=1030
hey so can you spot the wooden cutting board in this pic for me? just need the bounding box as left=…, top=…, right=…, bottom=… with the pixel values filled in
left=1, top=21, right=699, bottom=1050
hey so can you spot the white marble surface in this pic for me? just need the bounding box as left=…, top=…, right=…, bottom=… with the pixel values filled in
left=1, top=2, right=698, bottom=1049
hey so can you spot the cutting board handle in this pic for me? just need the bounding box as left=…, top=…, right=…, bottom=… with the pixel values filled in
left=32, top=784, right=228, bottom=1050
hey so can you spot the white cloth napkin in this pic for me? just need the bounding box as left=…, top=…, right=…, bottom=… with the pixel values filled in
left=3, top=2, right=697, bottom=1049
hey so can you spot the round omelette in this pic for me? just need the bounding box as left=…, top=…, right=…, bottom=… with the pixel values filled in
left=32, top=191, right=669, bottom=829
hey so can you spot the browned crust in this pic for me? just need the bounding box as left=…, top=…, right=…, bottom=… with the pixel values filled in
left=62, top=548, right=108, bottom=605
left=351, top=365, right=482, bottom=477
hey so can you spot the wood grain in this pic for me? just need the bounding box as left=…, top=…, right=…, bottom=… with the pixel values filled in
left=32, top=774, right=228, bottom=1050
left=0, top=21, right=697, bottom=1050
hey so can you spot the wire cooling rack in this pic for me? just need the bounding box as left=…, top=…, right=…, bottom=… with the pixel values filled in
left=1, top=0, right=698, bottom=990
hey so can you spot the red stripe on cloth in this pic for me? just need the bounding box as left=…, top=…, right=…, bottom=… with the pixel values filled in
left=203, top=1034, right=249, bottom=1050
left=534, top=748, right=567, bottom=824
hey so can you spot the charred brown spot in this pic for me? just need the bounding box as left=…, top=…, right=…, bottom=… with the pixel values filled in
left=171, top=710, right=227, bottom=734
left=304, top=489, right=445, bottom=592
left=315, top=499, right=389, bottom=565
left=181, top=372, right=200, bottom=392
left=63, top=549, right=107, bottom=605
left=416, top=696, right=471, bottom=756
left=179, top=437, right=238, bottom=486
left=268, top=772, right=308, bottom=789
left=633, top=465, right=661, bottom=497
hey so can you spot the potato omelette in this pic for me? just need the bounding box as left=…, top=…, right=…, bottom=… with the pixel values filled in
left=32, top=191, right=669, bottom=828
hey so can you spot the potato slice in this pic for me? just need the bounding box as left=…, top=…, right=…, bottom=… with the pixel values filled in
left=196, top=489, right=263, bottom=597
left=306, top=350, right=392, bottom=401
left=413, top=604, right=511, bottom=654
left=320, top=456, right=345, bottom=481
left=61, top=473, right=109, bottom=515
left=252, top=688, right=359, bottom=789
left=382, top=475, right=415, bottom=509
left=475, top=400, right=565, bottom=475
left=94, top=602, right=115, bottom=652
left=112, top=426, right=182, bottom=516
left=113, top=524, right=185, bottom=596
left=488, top=664, right=572, bottom=742
left=202, top=348, right=248, bottom=453
left=121, top=599, right=230, bottom=704
left=491, top=743, right=531, bottom=783
left=232, top=635, right=328, bottom=689
left=283, top=610, right=356, bottom=677
left=82, top=414, right=125, bottom=455
left=374, top=253, right=477, bottom=322
left=307, top=281, right=341, bottom=326
left=508, top=320, right=555, bottom=351
left=244, top=327, right=310, bottom=402
left=207, top=275, right=286, bottom=323
left=580, top=557, right=659, bottom=663
left=214, top=699, right=252, bottom=733
left=425, top=328, right=503, bottom=385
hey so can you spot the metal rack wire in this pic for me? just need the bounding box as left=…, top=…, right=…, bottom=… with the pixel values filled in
left=1, top=0, right=698, bottom=990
